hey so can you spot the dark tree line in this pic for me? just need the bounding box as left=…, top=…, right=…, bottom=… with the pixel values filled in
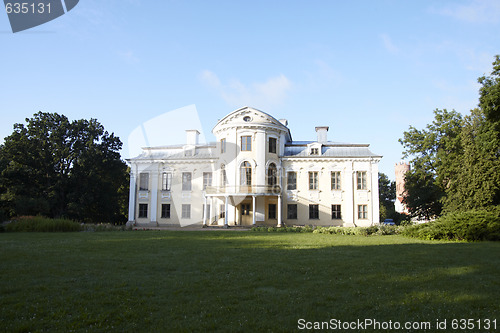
left=399, top=56, right=500, bottom=219
left=0, top=112, right=129, bottom=223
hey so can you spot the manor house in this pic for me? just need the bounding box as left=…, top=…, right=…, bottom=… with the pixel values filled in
left=126, top=107, right=381, bottom=227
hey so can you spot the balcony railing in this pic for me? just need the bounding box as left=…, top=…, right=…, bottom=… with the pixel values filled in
left=205, top=185, right=281, bottom=195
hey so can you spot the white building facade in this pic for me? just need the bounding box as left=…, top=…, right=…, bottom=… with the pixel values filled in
left=127, top=107, right=382, bottom=228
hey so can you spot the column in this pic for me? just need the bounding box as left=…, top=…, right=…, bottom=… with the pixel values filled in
left=127, top=171, right=136, bottom=223
left=203, top=196, right=208, bottom=227
left=150, top=170, right=159, bottom=223
left=277, top=195, right=282, bottom=227
left=252, top=195, right=256, bottom=225
left=224, top=196, right=229, bottom=227
left=210, top=197, right=214, bottom=225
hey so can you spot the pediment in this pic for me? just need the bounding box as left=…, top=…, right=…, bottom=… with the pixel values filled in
left=214, top=106, right=287, bottom=130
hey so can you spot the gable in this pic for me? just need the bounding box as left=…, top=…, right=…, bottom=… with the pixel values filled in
left=213, top=106, right=288, bottom=131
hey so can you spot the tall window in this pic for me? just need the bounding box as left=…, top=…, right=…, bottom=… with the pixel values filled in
left=357, top=171, right=367, bottom=190
left=331, top=171, right=341, bottom=190
left=138, top=204, right=148, bottom=218
left=182, top=172, right=192, bottom=191
left=331, top=205, right=341, bottom=219
left=220, top=204, right=225, bottom=219
left=182, top=204, right=191, bottom=219
left=309, top=204, right=319, bottom=219
left=287, top=204, right=297, bottom=219
left=267, top=163, right=277, bottom=186
left=220, top=138, right=226, bottom=153
left=269, top=137, right=277, bottom=154
left=240, top=162, right=252, bottom=186
left=139, top=173, right=149, bottom=191
left=358, top=205, right=368, bottom=219
left=309, top=171, right=318, bottom=190
left=203, top=172, right=212, bottom=190
left=220, top=164, right=227, bottom=187
left=287, top=172, right=297, bottom=190
left=241, top=136, right=252, bottom=151
left=203, top=204, right=211, bottom=220
left=162, top=172, right=172, bottom=191
left=161, top=204, right=171, bottom=218
left=268, top=204, right=276, bottom=219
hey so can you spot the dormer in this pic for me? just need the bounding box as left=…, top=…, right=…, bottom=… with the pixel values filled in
left=307, top=142, right=323, bottom=156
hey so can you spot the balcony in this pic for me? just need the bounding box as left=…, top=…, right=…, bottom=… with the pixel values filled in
left=205, top=185, right=281, bottom=195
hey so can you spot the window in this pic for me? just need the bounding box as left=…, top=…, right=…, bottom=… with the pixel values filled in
left=182, top=172, right=192, bottom=191
left=310, top=147, right=319, bottom=155
left=287, top=204, right=297, bottom=219
left=309, top=171, right=318, bottom=190
left=182, top=204, right=191, bottom=219
left=309, top=204, right=319, bottom=219
left=358, top=205, right=368, bottom=219
left=357, top=171, right=367, bottom=190
left=267, top=163, right=277, bottom=186
left=331, top=171, right=341, bottom=190
left=203, top=172, right=212, bottom=190
left=162, top=172, right=172, bottom=191
left=220, top=164, right=227, bottom=187
left=220, top=204, right=225, bottom=219
left=241, top=136, right=252, bottom=151
left=287, top=172, right=297, bottom=190
left=269, top=137, right=277, bottom=154
left=241, top=204, right=250, bottom=216
left=220, top=138, right=226, bottom=153
left=161, top=204, right=171, bottom=218
left=139, top=173, right=149, bottom=191
left=138, top=204, right=148, bottom=218
left=268, top=204, right=276, bottom=219
left=331, top=205, right=341, bottom=219
left=240, top=162, right=252, bottom=186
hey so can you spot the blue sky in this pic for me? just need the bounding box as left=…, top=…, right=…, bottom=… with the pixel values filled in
left=1, top=0, right=499, bottom=180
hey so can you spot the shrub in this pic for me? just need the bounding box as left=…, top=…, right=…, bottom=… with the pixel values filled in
left=402, top=210, right=500, bottom=241
left=6, top=216, right=82, bottom=232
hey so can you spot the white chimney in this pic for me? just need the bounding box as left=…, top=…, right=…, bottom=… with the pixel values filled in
left=315, top=126, right=329, bottom=143
left=279, top=119, right=288, bottom=126
left=186, top=130, right=200, bottom=145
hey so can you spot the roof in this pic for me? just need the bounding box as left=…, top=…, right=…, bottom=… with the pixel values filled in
left=284, top=143, right=382, bottom=158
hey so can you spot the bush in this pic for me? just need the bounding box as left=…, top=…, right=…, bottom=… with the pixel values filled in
left=402, top=210, right=500, bottom=241
left=5, top=216, right=82, bottom=232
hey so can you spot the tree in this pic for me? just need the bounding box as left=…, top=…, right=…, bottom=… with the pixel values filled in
left=400, top=55, right=500, bottom=216
left=378, top=172, right=395, bottom=220
left=0, top=112, right=128, bottom=223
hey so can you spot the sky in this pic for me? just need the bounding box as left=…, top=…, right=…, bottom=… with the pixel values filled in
left=1, top=0, right=499, bottom=180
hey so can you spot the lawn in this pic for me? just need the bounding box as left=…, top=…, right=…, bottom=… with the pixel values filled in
left=1, top=231, right=499, bottom=332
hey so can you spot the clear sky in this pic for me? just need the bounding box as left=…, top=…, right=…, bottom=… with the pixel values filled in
left=1, top=0, right=499, bottom=180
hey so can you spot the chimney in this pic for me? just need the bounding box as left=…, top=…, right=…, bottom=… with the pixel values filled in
left=186, top=130, right=200, bottom=145
left=315, top=126, right=329, bottom=143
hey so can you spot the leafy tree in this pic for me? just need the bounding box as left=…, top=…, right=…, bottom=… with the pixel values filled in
left=378, top=172, right=395, bottom=220
left=0, top=112, right=128, bottom=223
left=400, top=56, right=500, bottom=216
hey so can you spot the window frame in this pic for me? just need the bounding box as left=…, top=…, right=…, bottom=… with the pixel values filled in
left=161, top=204, right=171, bottom=219
left=287, top=204, right=297, bottom=219
left=287, top=171, right=297, bottom=190
left=269, top=137, right=277, bottom=154
left=139, top=173, right=149, bottom=191
left=203, top=172, right=212, bottom=190
left=162, top=172, right=172, bottom=191
left=182, top=172, right=192, bottom=191
left=357, top=204, right=368, bottom=219
left=309, top=171, right=319, bottom=190
left=357, top=171, right=367, bottom=190
left=309, top=204, right=319, bottom=220
left=181, top=204, right=191, bottom=219
left=220, top=138, right=226, bottom=153
left=267, top=163, right=277, bottom=186
left=331, top=171, right=341, bottom=190
left=268, top=204, right=277, bottom=220
left=138, top=203, right=148, bottom=218
left=331, top=204, right=341, bottom=219
left=241, top=135, right=252, bottom=151
left=240, top=162, right=252, bottom=186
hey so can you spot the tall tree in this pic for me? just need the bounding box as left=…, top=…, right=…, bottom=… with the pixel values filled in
left=378, top=172, right=395, bottom=220
left=0, top=112, right=128, bottom=223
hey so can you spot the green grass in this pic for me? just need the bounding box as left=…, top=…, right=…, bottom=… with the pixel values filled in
left=1, top=232, right=499, bottom=332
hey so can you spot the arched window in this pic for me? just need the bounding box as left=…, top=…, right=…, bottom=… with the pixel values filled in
left=220, top=164, right=227, bottom=187
left=268, top=163, right=277, bottom=186
left=240, top=162, right=252, bottom=186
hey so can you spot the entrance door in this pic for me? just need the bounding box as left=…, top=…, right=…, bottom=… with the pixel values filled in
left=240, top=203, right=252, bottom=225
